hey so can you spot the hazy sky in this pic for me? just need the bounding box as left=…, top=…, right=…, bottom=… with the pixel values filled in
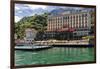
left=15, top=4, right=94, bottom=22
left=15, top=4, right=49, bottom=22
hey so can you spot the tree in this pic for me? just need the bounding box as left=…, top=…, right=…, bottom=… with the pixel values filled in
left=15, top=13, right=49, bottom=39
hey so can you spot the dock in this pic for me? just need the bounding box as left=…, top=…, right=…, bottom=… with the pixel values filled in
left=35, top=40, right=89, bottom=45
left=15, top=39, right=94, bottom=51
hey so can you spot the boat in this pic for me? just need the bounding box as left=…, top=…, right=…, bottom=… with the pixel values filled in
left=15, top=45, right=52, bottom=51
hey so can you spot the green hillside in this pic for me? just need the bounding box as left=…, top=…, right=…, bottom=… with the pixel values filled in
left=15, top=13, right=48, bottom=39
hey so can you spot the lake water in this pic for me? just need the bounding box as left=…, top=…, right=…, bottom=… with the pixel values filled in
left=15, top=47, right=95, bottom=66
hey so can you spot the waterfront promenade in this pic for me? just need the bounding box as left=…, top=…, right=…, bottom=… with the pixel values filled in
left=34, top=39, right=90, bottom=46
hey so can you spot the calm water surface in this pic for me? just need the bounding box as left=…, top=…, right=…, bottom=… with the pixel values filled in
left=15, top=47, right=95, bottom=66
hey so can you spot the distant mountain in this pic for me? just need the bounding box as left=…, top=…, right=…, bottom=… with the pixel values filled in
left=49, top=7, right=94, bottom=16
left=31, top=8, right=48, bottom=15
left=15, top=4, right=94, bottom=19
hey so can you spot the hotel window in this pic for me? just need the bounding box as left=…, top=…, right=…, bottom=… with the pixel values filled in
left=61, top=17, right=63, bottom=25
left=54, top=17, right=55, bottom=22
left=55, top=18, right=56, bottom=23
left=85, top=24, right=87, bottom=28
left=76, top=15, right=78, bottom=24
left=79, top=15, right=82, bottom=24
left=56, top=17, right=58, bottom=23
left=51, top=18, right=53, bottom=23
left=63, top=16, right=66, bottom=22
left=63, top=17, right=64, bottom=22
left=50, top=18, right=52, bottom=22
left=60, top=17, right=62, bottom=23
left=75, top=15, right=77, bottom=28
left=71, top=16, right=73, bottom=28
left=72, top=16, right=73, bottom=28
left=66, top=16, right=68, bottom=21
left=49, top=26, right=51, bottom=30
left=50, top=18, right=52, bottom=23
left=84, top=23, right=86, bottom=28
left=57, top=17, right=59, bottom=23
left=65, top=16, right=67, bottom=22
left=82, top=24, right=84, bottom=28
left=48, top=18, right=50, bottom=21
left=65, top=16, right=67, bottom=19
left=67, top=16, right=69, bottom=20
left=58, top=17, right=60, bottom=23
left=63, top=16, right=66, bottom=19
left=52, top=18, right=54, bottom=23
left=85, top=16, right=87, bottom=20
left=82, top=14, right=84, bottom=18
left=56, top=17, right=57, bottom=23
left=85, top=14, right=87, bottom=17
left=82, top=15, right=84, bottom=24
left=78, top=15, right=80, bottom=28
left=49, top=25, right=50, bottom=30
left=85, top=20, right=87, bottom=24
left=67, top=16, right=69, bottom=19
left=72, top=16, right=74, bottom=28
left=53, top=18, right=54, bottom=23
left=79, top=15, right=81, bottom=18
left=73, top=16, right=75, bottom=23
left=65, top=17, right=66, bottom=23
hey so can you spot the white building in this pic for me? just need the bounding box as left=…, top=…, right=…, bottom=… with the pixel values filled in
left=14, top=34, right=17, bottom=40
left=25, top=28, right=37, bottom=43
left=47, top=12, right=92, bottom=37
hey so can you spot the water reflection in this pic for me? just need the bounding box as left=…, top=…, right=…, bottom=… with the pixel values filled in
left=15, top=47, right=95, bottom=66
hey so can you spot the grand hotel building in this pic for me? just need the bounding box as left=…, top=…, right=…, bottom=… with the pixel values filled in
left=43, top=12, right=92, bottom=40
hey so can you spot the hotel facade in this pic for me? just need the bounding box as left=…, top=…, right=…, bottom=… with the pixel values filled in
left=44, top=12, right=92, bottom=40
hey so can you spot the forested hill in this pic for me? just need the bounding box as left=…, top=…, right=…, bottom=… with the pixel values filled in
left=15, top=13, right=49, bottom=39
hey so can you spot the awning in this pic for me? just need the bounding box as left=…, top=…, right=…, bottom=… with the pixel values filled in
left=58, top=28, right=75, bottom=32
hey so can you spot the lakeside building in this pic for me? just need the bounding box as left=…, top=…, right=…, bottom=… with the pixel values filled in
left=24, top=28, right=37, bottom=43
left=44, top=12, right=92, bottom=40
left=14, top=34, right=17, bottom=40
left=15, top=28, right=37, bottom=45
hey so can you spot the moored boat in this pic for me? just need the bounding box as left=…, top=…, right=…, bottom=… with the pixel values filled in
left=15, top=45, right=52, bottom=51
